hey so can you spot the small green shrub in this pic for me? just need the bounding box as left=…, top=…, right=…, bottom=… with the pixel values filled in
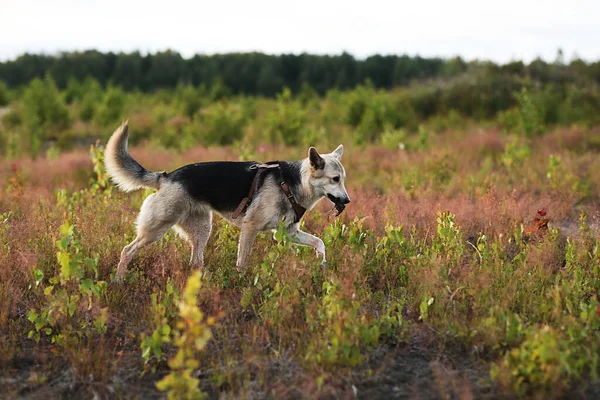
left=515, top=87, right=545, bottom=137
left=306, top=278, right=403, bottom=367
left=380, top=127, right=408, bottom=150
left=265, top=87, right=307, bottom=145
left=431, top=210, right=464, bottom=265
left=63, top=77, right=85, bottom=104
left=27, top=221, right=107, bottom=346
left=156, top=270, right=215, bottom=399
left=177, top=84, right=207, bottom=118
left=78, top=78, right=103, bottom=122
left=200, top=102, right=248, bottom=145
left=0, top=80, right=10, bottom=106
left=21, top=74, right=71, bottom=155
left=497, top=107, right=521, bottom=133
left=140, top=279, right=180, bottom=370
left=1, top=107, right=22, bottom=127
left=344, top=85, right=372, bottom=127
left=501, top=135, right=531, bottom=171
left=94, top=86, right=127, bottom=127
left=493, top=308, right=600, bottom=397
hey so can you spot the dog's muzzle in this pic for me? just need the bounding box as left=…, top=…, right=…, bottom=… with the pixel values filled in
left=327, top=194, right=350, bottom=216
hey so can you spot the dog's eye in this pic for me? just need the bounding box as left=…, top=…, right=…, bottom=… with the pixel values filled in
left=332, top=176, right=340, bottom=183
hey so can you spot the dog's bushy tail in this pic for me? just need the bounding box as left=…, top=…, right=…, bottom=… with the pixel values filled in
left=105, top=122, right=162, bottom=192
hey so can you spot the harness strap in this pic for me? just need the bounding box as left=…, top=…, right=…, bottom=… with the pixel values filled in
left=280, top=182, right=307, bottom=223
left=231, top=163, right=307, bottom=223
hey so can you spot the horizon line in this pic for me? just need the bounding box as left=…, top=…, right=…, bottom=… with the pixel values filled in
left=1, top=47, right=595, bottom=65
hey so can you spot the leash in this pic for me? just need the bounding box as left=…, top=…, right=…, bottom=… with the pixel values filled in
left=231, top=163, right=306, bottom=223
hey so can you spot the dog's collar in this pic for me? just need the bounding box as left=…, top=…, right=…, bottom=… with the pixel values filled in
left=232, top=163, right=306, bottom=223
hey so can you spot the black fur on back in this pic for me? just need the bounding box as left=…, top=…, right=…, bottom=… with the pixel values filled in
left=167, top=160, right=303, bottom=213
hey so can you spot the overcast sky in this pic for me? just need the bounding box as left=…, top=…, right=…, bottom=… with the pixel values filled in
left=1, top=0, right=599, bottom=63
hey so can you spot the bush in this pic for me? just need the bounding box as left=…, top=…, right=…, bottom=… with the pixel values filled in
left=349, top=90, right=417, bottom=145
left=78, top=78, right=103, bottom=122
left=199, top=101, right=248, bottom=145
left=557, top=86, right=600, bottom=126
left=21, top=74, right=71, bottom=154
left=493, top=311, right=600, bottom=397
left=94, top=86, right=127, bottom=127
left=209, top=77, right=232, bottom=102
left=155, top=271, right=215, bottom=399
left=344, top=84, right=372, bottom=127
left=265, top=87, right=307, bottom=145
left=22, top=74, right=71, bottom=132
left=306, top=278, right=403, bottom=367
left=1, top=107, right=22, bottom=127
left=63, top=77, right=85, bottom=104
left=0, top=80, right=10, bottom=106
left=27, top=221, right=107, bottom=346
left=380, top=127, right=408, bottom=150
left=177, top=84, right=208, bottom=118
left=496, top=107, right=521, bottom=133
left=515, top=87, right=545, bottom=137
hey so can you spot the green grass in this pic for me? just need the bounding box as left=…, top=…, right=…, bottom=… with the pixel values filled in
left=1, top=79, right=600, bottom=398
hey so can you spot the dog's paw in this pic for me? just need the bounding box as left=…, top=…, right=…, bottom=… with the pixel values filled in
left=320, top=261, right=329, bottom=271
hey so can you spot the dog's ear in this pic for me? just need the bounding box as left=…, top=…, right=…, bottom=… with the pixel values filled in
left=308, top=147, right=325, bottom=170
left=331, top=144, right=343, bottom=160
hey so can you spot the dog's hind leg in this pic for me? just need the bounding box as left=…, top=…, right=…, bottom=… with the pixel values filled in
left=115, top=224, right=174, bottom=282
left=175, top=209, right=213, bottom=267
left=115, top=192, right=184, bottom=282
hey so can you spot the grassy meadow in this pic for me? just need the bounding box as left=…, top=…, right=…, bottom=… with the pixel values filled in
left=1, top=73, right=600, bottom=399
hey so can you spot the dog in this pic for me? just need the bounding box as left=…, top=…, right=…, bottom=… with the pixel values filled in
left=104, top=122, right=350, bottom=281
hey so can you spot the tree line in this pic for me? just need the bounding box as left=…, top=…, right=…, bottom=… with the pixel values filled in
left=1, top=50, right=599, bottom=96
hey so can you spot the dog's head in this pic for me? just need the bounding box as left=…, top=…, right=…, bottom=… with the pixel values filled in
left=306, top=145, right=350, bottom=213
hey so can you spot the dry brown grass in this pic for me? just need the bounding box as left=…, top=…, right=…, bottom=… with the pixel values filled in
left=1, top=126, right=600, bottom=399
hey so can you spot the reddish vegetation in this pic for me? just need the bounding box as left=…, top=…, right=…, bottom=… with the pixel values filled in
left=1, top=126, right=600, bottom=398
left=523, top=209, right=550, bottom=242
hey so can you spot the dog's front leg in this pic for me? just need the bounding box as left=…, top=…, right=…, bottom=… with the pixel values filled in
left=288, top=226, right=327, bottom=264
left=236, top=224, right=259, bottom=269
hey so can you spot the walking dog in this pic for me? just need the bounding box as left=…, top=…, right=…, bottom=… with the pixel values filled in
left=105, top=122, right=350, bottom=281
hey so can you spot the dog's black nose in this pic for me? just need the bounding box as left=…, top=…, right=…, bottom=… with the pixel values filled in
left=342, top=196, right=350, bottom=204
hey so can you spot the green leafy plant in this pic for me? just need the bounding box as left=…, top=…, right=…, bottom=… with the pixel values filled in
left=89, top=141, right=113, bottom=197
left=156, top=271, right=216, bottom=399
left=265, top=87, right=307, bottom=145
left=0, top=80, right=10, bottom=106
left=140, top=279, right=180, bottom=371
left=514, top=87, right=545, bottom=137
left=492, top=307, right=600, bottom=397
left=431, top=210, right=464, bottom=260
left=27, top=221, right=107, bottom=346
left=21, top=74, right=71, bottom=155
left=502, top=135, right=531, bottom=171
left=200, top=101, right=248, bottom=145
left=94, top=86, right=127, bottom=127
left=307, top=278, right=403, bottom=367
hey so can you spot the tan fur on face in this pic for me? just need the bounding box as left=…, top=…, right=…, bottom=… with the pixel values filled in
left=299, top=151, right=349, bottom=206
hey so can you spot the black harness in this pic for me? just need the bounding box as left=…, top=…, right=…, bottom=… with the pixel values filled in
left=231, top=163, right=307, bottom=223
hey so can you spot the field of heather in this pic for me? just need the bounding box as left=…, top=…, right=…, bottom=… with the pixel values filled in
left=0, top=64, right=600, bottom=398
left=2, top=119, right=600, bottom=399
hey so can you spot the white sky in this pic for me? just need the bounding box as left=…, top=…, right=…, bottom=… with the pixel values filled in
left=1, top=0, right=599, bottom=63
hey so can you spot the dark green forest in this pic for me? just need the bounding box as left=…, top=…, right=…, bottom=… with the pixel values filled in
left=1, top=50, right=600, bottom=95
